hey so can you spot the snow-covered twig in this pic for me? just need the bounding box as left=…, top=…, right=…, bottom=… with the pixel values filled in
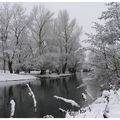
left=77, top=83, right=86, bottom=88
left=59, top=108, right=67, bottom=113
left=26, top=84, right=37, bottom=112
left=82, top=93, right=87, bottom=101
left=85, top=90, right=94, bottom=100
left=54, top=96, right=80, bottom=107
left=10, top=99, right=15, bottom=118
left=103, top=104, right=109, bottom=118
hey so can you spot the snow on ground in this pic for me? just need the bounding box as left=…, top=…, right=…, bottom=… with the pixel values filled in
left=66, top=88, right=120, bottom=118
left=20, top=71, right=40, bottom=74
left=54, top=96, right=80, bottom=107
left=39, top=73, right=71, bottom=78
left=10, top=99, right=15, bottom=118
left=0, top=70, right=10, bottom=73
left=30, top=71, right=40, bottom=74
left=0, top=73, right=36, bottom=81
left=27, top=84, right=37, bottom=112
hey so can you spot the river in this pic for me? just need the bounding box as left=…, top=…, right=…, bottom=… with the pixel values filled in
left=0, top=72, right=101, bottom=118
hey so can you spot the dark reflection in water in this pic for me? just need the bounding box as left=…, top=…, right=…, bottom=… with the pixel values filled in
left=0, top=73, right=100, bottom=118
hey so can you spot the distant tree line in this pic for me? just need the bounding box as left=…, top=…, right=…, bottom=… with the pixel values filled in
left=0, top=3, right=84, bottom=74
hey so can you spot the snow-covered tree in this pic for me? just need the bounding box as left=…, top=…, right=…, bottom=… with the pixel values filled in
left=29, top=5, right=53, bottom=74
left=51, top=10, right=83, bottom=73
left=0, top=3, right=13, bottom=73
left=87, top=2, right=120, bottom=83
left=0, top=3, right=84, bottom=74
left=6, top=4, right=29, bottom=73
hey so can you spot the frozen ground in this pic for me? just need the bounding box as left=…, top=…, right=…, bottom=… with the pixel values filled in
left=0, top=73, right=36, bottom=81
left=37, top=73, right=71, bottom=78
left=66, top=88, right=120, bottom=118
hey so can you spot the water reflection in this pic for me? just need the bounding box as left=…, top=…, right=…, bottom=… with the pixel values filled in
left=0, top=74, right=99, bottom=118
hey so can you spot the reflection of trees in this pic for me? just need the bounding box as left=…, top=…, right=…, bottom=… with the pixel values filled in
left=4, top=86, right=10, bottom=117
left=38, top=76, right=79, bottom=98
left=61, top=78, right=69, bottom=97
left=2, top=86, right=14, bottom=118
left=3, top=86, right=8, bottom=117
left=19, top=85, right=23, bottom=104
left=8, top=86, right=14, bottom=100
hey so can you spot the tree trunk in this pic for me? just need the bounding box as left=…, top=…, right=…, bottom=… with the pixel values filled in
left=113, top=56, right=119, bottom=77
left=15, top=70, right=20, bottom=74
left=62, top=63, right=67, bottom=74
left=40, top=69, right=46, bottom=75
left=28, top=69, right=31, bottom=74
left=3, top=59, right=6, bottom=73
left=2, top=40, right=6, bottom=73
left=8, top=61, right=13, bottom=73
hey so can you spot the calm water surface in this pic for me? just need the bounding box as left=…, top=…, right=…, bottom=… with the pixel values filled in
left=0, top=73, right=101, bottom=118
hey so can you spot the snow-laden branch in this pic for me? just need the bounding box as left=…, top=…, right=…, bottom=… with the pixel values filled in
left=26, top=84, right=37, bottom=112
left=59, top=108, right=67, bottom=113
left=54, top=96, right=80, bottom=107
left=85, top=90, right=94, bottom=100
left=10, top=99, right=15, bottom=118
left=77, top=83, right=87, bottom=88
left=82, top=93, right=87, bottom=101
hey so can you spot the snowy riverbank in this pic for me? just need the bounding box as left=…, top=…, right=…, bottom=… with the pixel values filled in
left=0, top=73, right=36, bottom=82
left=34, top=73, right=72, bottom=78
left=66, top=88, right=120, bottom=118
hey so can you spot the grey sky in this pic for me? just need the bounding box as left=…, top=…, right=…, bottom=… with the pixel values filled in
left=22, top=2, right=107, bottom=46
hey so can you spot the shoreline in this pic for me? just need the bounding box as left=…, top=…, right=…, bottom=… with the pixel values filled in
left=0, top=73, right=36, bottom=82
left=33, top=73, right=72, bottom=78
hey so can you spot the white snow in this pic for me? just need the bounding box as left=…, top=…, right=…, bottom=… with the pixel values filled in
left=43, top=115, right=54, bottom=118
left=77, top=83, right=87, bottom=88
left=26, top=84, right=37, bottom=112
left=74, top=48, right=81, bottom=53
left=10, top=99, right=15, bottom=118
left=66, top=88, right=120, bottom=118
left=30, top=71, right=40, bottom=74
left=40, top=73, right=71, bottom=78
left=0, top=70, right=10, bottom=73
left=102, top=90, right=110, bottom=98
left=59, top=108, right=67, bottom=113
left=0, top=73, right=36, bottom=81
left=85, top=90, right=94, bottom=100
left=54, top=96, right=80, bottom=107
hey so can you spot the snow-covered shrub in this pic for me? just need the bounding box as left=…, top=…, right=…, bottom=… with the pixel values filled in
left=102, top=90, right=110, bottom=98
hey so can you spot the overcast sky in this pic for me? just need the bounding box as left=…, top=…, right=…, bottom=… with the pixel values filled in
left=22, top=2, right=107, bottom=46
